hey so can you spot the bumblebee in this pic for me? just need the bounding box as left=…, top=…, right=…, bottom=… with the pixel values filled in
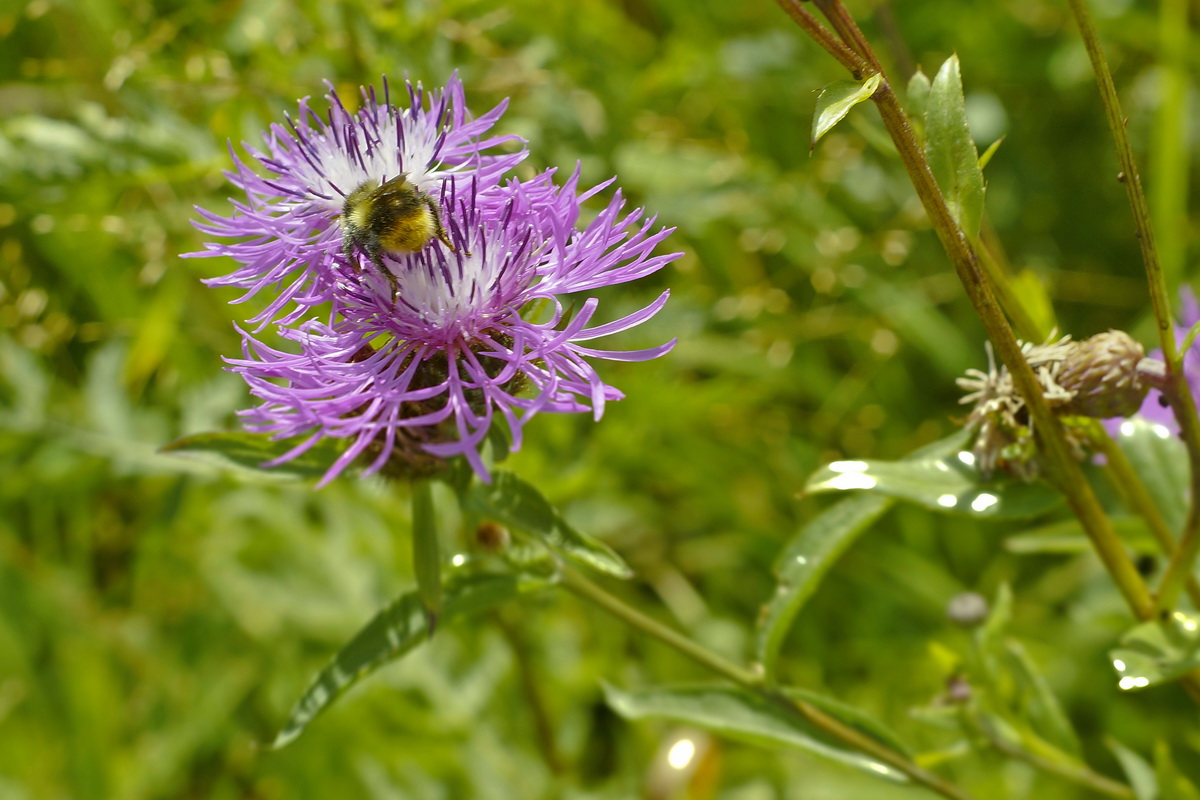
left=340, top=174, right=455, bottom=293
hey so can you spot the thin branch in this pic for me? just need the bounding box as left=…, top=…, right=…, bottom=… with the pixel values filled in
left=773, top=0, right=869, bottom=76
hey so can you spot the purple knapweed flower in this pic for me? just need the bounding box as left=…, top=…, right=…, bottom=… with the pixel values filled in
left=190, top=75, right=523, bottom=327
left=197, top=77, right=680, bottom=484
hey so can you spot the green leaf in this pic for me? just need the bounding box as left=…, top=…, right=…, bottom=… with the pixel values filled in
left=758, top=432, right=971, bottom=677
left=1005, top=516, right=1154, bottom=555
left=1110, top=611, right=1200, bottom=691
left=1112, top=417, right=1188, bottom=535
left=926, top=55, right=985, bottom=240
left=1108, top=739, right=1158, bottom=800
left=977, top=136, right=1004, bottom=170
left=1007, top=269, right=1058, bottom=340
left=907, top=68, right=931, bottom=122
left=603, top=683, right=908, bottom=784
left=803, top=448, right=1060, bottom=519
left=159, top=431, right=346, bottom=481
left=272, top=565, right=554, bottom=748
left=461, top=471, right=632, bottom=578
left=811, top=73, right=882, bottom=149
left=1003, top=640, right=1081, bottom=756
left=411, top=480, right=442, bottom=622
left=757, top=493, right=892, bottom=677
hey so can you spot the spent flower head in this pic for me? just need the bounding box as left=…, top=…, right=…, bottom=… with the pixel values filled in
left=194, top=77, right=680, bottom=484
left=957, top=331, right=1151, bottom=478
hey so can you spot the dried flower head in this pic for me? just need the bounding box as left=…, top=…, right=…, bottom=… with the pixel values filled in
left=957, top=331, right=1150, bottom=478
left=956, top=335, right=1072, bottom=477
left=1056, top=330, right=1149, bottom=418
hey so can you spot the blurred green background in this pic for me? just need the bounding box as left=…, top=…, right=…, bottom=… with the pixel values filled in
left=2, top=0, right=1197, bottom=797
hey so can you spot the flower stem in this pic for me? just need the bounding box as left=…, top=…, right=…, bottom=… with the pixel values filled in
left=411, top=479, right=443, bottom=628
left=796, top=0, right=1156, bottom=622
left=561, top=567, right=979, bottom=800
left=1064, top=0, right=1200, bottom=614
left=561, top=566, right=759, bottom=686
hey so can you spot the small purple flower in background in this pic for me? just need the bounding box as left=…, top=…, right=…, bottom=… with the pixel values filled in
left=194, top=77, right=680, bottom=484
left=1114, top=289, right=1200, bottom=435
left=190, top=75, right=524, bottom=326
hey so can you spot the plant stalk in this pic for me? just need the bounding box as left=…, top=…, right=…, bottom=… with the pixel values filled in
left=774, top=0, right=868, bottom=76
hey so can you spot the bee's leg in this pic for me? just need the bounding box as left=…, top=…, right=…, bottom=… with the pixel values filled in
left=369, top=251, right=400, bottom=299
left=423, top=195, right=460, bottom=254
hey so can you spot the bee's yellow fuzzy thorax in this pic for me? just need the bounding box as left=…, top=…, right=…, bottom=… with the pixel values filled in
left=378, top=206, right=437, bottom=252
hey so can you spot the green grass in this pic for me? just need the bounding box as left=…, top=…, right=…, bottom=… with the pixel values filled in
left=1, top=0, right=1197, bottom=796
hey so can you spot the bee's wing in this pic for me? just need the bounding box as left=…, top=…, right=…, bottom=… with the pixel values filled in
left=378, top=173, right=411, bottom=191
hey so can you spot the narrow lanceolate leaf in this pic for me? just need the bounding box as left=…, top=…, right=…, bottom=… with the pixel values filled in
left=977, top=136, right=1005, bottom=170
left=272, top=566, right=554, bottom=748
left=604, top=684, right=908, bottom=784
left=1004, top=515, right=1152, bottom=555
left=925, top=55, right=985, bottom=241
left=757, top=432, right=972, bottom=678
left=462, top=471, right=632, bottom=578
left=411, top=480, right=442, bottom=623
left=756, top=493, right=892, bottom=677
left=907, top=68, right=931, bottom=126
left=811, top=73, right=883, bottom=149
left=1003, top=640, right=1082, bottom=756
left=160, top=431, right=346, bottom=480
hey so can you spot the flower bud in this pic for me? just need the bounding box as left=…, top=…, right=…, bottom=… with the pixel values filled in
left=945, top=674, right=972, bottom=704
left=475, top=520, right=511, bottom=551
left=946, top=592, right=990, bottom=628
left=1057, top=330, right=1148, bottom=418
